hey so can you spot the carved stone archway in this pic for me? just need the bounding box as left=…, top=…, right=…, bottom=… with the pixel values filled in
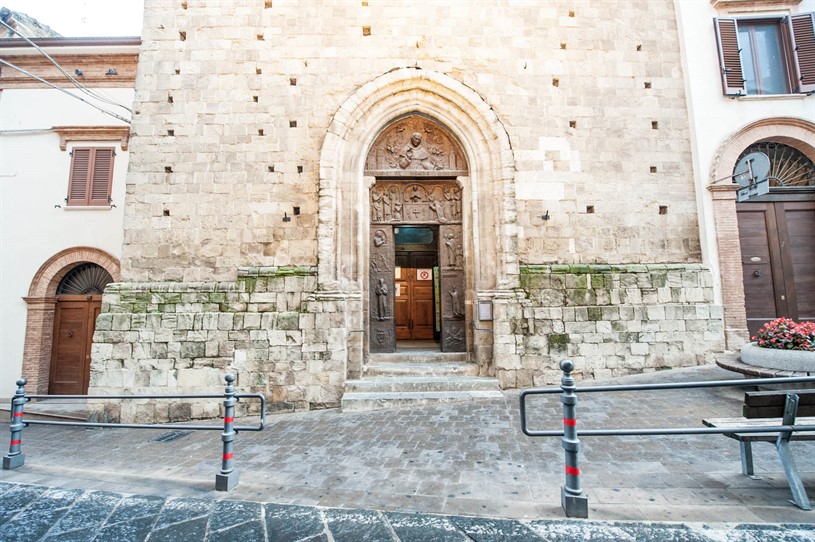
left=22, top=247, right=120, bottom=394
left=708, top=117, right=815, bottom=349
left=318, top=68, right=515, bottom=374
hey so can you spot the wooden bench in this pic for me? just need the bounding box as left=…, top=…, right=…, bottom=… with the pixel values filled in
left=703, top=390, right=815, bottom=511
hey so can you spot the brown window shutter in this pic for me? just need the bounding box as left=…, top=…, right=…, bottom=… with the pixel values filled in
left=714, top=18, right=746, bottom=96
left=789, top=13, right=815, bottom=94
left=67, top=147, right=114, bottom=206
left=67, top=148, right=91, bottom=205
left=89, top=148, right=114, bottom=205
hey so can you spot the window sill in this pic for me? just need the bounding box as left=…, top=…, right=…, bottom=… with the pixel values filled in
left=733, top=93, right=812, bottom=101
left=62, top=206, right=113, bottom=211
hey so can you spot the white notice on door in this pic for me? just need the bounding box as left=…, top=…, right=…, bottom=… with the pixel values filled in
left=416, top=268, right=432, bottom=281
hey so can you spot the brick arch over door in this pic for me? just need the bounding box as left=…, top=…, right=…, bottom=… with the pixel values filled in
left=22, top=247, right=120, bottom=394
left=708, top=117, right=815, bottom=349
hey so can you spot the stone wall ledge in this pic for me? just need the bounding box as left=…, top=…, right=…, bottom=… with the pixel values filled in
left=238, top=266, right=318, bottom=278
left=105, top=282, right=241, bottom=293
left=521, top=263, right=707, bottom=274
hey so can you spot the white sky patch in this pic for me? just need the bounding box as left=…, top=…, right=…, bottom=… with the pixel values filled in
left=3, top=0, right=144, bottom=37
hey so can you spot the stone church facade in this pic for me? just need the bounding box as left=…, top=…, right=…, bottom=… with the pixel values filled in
left=91, top=0, right=724, bottom=421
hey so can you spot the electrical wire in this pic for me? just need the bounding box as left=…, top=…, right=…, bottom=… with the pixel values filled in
left=0, top=58, right=131, bottom=124
left=0, top=17, right=133, bottom=114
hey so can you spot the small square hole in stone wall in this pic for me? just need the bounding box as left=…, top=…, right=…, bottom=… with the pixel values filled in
left=290, top=120, right=297, bottom=128
left=165, top=166, right=173, bottom=173
left=659, top=206, right=668, bottom=215
left=644, top=81, right=651, bottom=89
left=181, top=1, right=187, bottom=9
left=253, top=96, right=258, bottom=102
left=569, top=120, right=576, bottom=128
left=167, top=95, right=174, bottom=103
left=586, top=205, right=594, bottom=214
left=265, top=1, right=273, bottom=7
left=179, top=31, right=186, bottom=41
left=290, top=78, right=297, bottom=86
left=258, top=129, right=264, bottom=136
left=362, top=26, right=371, bottom=36
left=163, top=209, right=170, bottom=216
left=651, top=121, right=659, bottom=130
left=268, top=165, right=275, bottom=172
left=256, top=68, right=262, bottom=74
left=167, top=129, right=174, bottom=136
left=552, top=78, right=559, bottom=87
left=636, top=44, right=642, bottom=51
left=257, top=34, right=264, bottom=41
left=175, top=68, right=180, bottom=75
left=560, top=42, right=567, bottom=49
left=297, top=166, right=303, bottom=173
left=650, top=166, right=657, bottom=173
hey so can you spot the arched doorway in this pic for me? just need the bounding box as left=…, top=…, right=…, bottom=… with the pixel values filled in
left=22, top=247, right=120, bottom=394
left=49, top=263, right=113, bottom=394
left=318, top=68, right=516, bottom=377
left=708, top=118, right=815, bottom=347
left=366, top=115, right=468, bottom=353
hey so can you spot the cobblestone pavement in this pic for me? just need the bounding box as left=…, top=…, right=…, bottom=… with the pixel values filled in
left=1, top=365, right=814, bottom=538
left=1, top=482, right=814, bottom=541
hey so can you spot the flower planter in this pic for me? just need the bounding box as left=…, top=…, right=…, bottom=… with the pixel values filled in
left=740, top=342, right=815, bottom=373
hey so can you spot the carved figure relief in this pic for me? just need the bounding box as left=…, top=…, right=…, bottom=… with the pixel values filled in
left=365, top=115, right=467, bottom=177
left=371, top=182, right=462, bottom=225
left=448, top=286, right=463, bottom=318
left=375, top=278, right=390, bottom=320
left=441, top=227, right=463, bottom=270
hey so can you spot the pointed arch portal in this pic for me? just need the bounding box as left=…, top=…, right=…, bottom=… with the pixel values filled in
left=318, top=68, right=516, bottom=369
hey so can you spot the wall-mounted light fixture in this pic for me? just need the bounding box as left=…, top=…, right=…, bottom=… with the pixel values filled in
left=283, top=212, right=291, bottom=222
left=542, top=210, right=550, bottom=221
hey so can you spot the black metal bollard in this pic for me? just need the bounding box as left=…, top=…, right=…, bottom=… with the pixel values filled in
left=215, top=373, right=239, bottom=491
left=559, top=360, right=588, bottom=518
left=3, top=379, right=27, bottom=470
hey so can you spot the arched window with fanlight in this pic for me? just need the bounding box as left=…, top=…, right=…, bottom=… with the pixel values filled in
left=735, top=142, right=815, bottom=190
left=735, top=141, right=815, bottom=336
left=50, top=263, right=113, bottom=395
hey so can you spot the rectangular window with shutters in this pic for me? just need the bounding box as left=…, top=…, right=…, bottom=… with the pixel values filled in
left=67, top=147, right=115, bottom=206
left=714, top=13, right=815, bottom=96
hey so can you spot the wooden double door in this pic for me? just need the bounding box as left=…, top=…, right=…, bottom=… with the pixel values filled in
left=395, top=251, right=437, bottom=340
left=49, top=295, right=101, bottom=395
left=737, top=200, right=815, bottom=336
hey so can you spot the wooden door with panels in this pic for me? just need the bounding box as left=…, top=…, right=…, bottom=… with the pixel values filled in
left=395, top=251, right=437, bottom=340
left=50, top=296, right=101, bottom=395
left=738, top=201, right=815, bottom=337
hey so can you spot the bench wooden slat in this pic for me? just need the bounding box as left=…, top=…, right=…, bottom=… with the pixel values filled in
left=743, top=391, right=815, bottom=418
left=743, top=390, right=815, bottom=407
left=703, top=416, right=815, bottom=442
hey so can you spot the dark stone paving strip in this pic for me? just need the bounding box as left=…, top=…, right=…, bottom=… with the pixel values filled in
left=0, top=483, right=814, bottom=541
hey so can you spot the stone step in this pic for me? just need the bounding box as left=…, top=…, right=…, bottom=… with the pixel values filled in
left=363, top=362, right=479, bottom=377
left=341, top=390, right=504, bottom=412
left=369, top=352, right=468, bottom=364
left=345, top=376, right=500, bottom=393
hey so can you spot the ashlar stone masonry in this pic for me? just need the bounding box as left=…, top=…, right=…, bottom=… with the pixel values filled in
left=93, top=0, right=725, bottom=422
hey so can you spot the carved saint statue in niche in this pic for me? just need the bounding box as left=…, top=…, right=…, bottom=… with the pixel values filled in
left=399, top=132, right=440, bottom=171
left=449, top=285, right=463, bottom=319
left=375, top=278, right=390, bottom=320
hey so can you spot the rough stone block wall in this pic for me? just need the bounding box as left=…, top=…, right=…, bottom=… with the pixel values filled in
left=124, top=0, right=698, bottom=281
left=498, top=264, right=725, bottom=388
left=88, top=267, right=348, bottom=423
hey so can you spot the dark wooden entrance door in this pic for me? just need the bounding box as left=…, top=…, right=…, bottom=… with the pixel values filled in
left=395, top=251, right=437, bottom=340
left=49, top=296, right=101, bottom=395
left=737, top=201, right=815, bottom=337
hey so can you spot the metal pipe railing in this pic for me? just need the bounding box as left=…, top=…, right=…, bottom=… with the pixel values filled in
left=520, top=360, right=815, bottom=518
left=3, top=373, right=265, bottom=492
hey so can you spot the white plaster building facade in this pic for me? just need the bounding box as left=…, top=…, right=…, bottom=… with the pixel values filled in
left=676, top=0, right=814, bottom=348
left=0, top=36, right=138, bottom=397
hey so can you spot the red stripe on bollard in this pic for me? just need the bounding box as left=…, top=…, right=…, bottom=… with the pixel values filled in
left=12, top=413, right=22, bottom=417
left=224, top=417, right=234, bottom=423
left=223, top=452, right=234, bottom=460
left=563, top=418, right=576, bottom=427
left=10, top=440, right=21, bottom=446
left=565, top=465, right=580, bottom=476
